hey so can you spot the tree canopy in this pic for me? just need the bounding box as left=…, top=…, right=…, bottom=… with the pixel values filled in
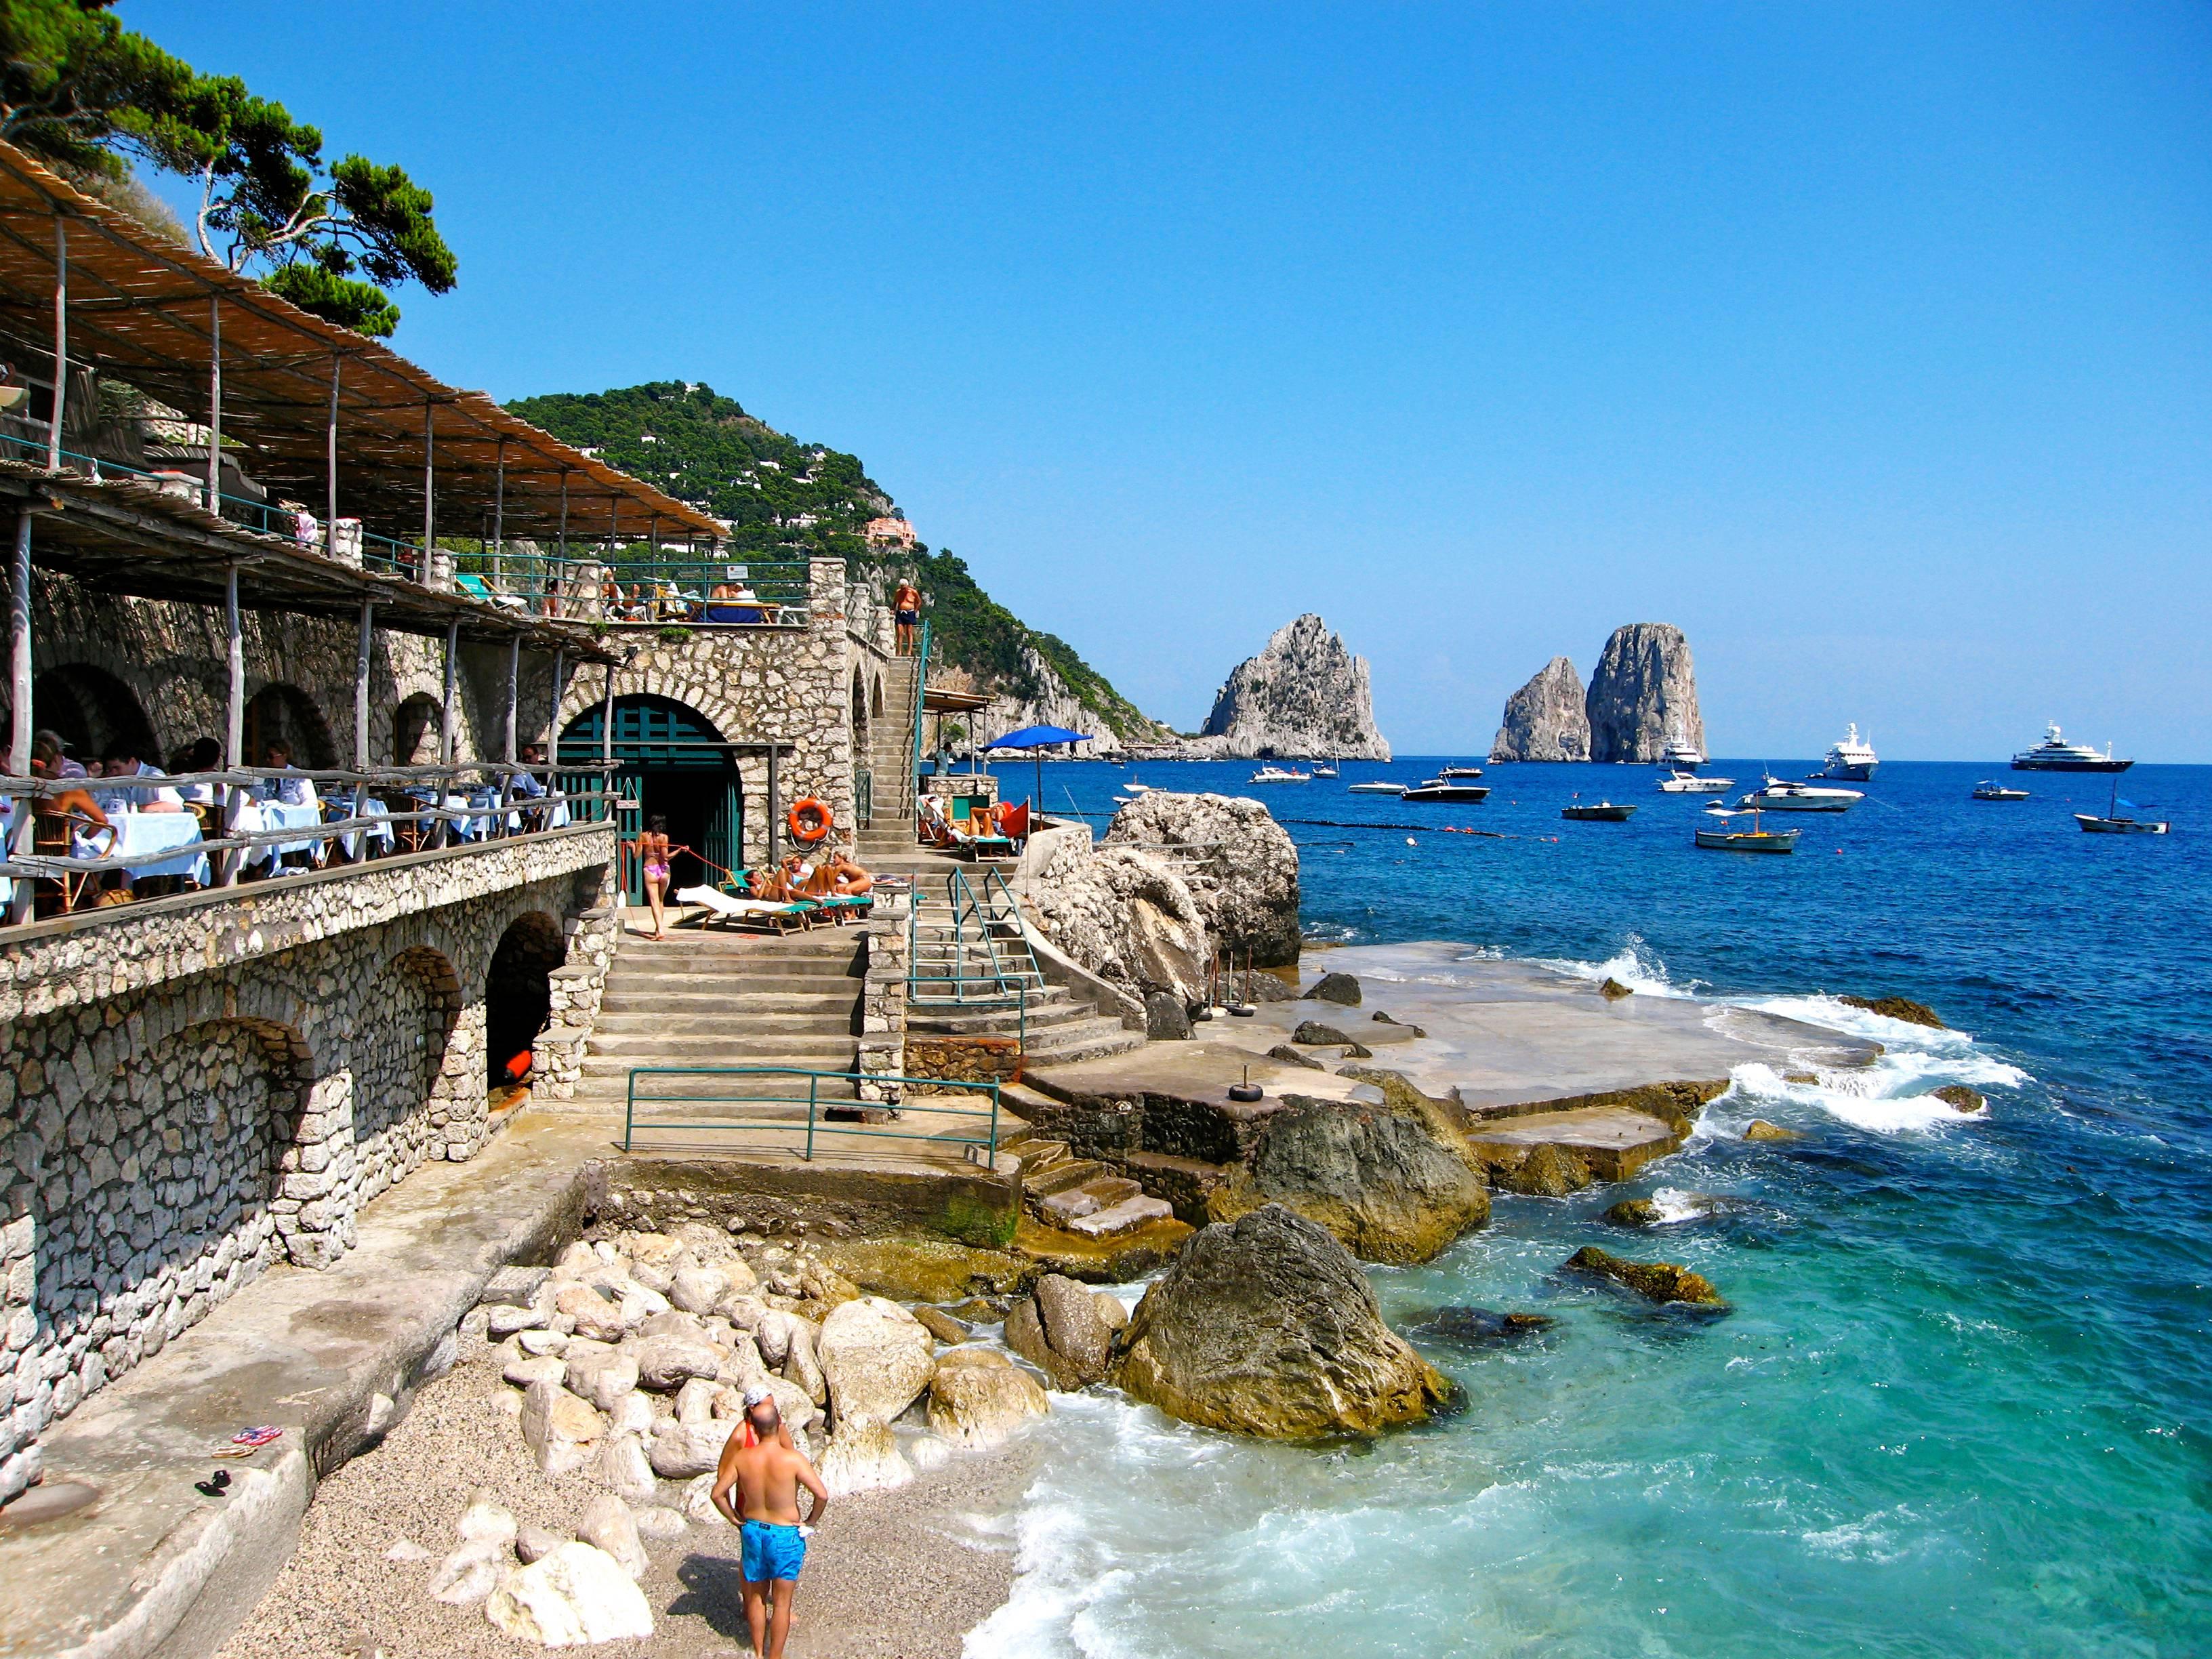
left=0, top=0, right=455, bottom=335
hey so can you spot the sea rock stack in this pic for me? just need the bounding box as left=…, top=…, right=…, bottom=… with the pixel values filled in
left=1196, top=615, right=1391, bottom=760
left=1490, top=657, right=1591, bottom=761
left=1584, top=623, right=1704, bottom=763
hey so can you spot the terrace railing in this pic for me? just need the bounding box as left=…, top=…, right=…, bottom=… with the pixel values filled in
left=622, top=1066, right=1002, bottom=1161
left=0, top=759, right=617, bottom=928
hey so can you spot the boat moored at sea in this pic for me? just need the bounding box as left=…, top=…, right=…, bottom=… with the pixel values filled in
left=1695, top=806, right=1800, bottom=853
left=1562, top=800, right=1637, bottom=821
left=1660, top=725, right=1706, bottom=767
left=1346, top=780, right=1404, bottom=794
left=2075, top=779, right=2168, bottom=834
left=1309, top=762, right=1339, bottom=778
left=1248, top=764, right=1311, bottom=784
left=1657, top=769, right=1735, bottom=793
left=1971, top=781, right=2030, bottom=802
left=1402, top=768, right=1491, bottom=803
left=1736, top=775, right=1863, bottom=813
left=1819, top=723, right=1878, bottom=781
left=2012, top=722, right=2131, bottom=772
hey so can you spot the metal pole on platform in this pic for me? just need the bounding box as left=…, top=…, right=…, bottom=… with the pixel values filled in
left=205, top=297, right=221, bottom=511
left=438, top=616, right=459, bottom=846
left=46, top=216, right=66, bottom=472
left=503, top=633, right=518, bottom=764
left=556, top=468, right=569, bottom=605
left=325, top=354, right=341, bottom=551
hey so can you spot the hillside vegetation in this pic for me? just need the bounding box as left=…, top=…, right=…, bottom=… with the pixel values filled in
left=507, top=382, right=1162, bottom=739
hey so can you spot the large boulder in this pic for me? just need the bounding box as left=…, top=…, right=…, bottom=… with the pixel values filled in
left=1005, top=1275, right=1122, bottom=1389
left=928, top=1349, right=1049, bottom=1447
left=814, top=1237, right=1036, bottom=1305
left=485, top=1542, right=655, bottom=1645
left=630, top=1333, right=720, bottom=1392
left=648, top=1421, right=733, bottom=1481
left=817, top=1418, right=914, bottom=1497
left=817, top=1296, right=936, bottom=1429
left=1206, top=1086, right=1489, bottom=1264
left=1027, top=839, right=1211, bottom=1004
left=1306, top=971, right=1361, bottom=1006
left=1105, top=792, right=1303, bottom=967
left=590, top=1433, right=659, bottom=1506
left=1585, top=623, right=1704, bottom=763
left=1491, top=1143, right=1593, bottom=1198
left=575, top=1493, right=649, bottom=1580
left=1491, top=656, right=1592, bottom=762
left=519, top=1382, right=605, bottom=1478
left=561, top=1346, right=638, bottom=1413
left=1565, top=1246, right=1726, bottom=1307
left=1838, top=994, right=1946, bottom=1029
left=1145, top=991, right=1193, bottom=1040
left=1108, top=1206, right=1454, bottom=1438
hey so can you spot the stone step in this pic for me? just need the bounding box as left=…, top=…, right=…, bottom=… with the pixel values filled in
left=1032, top=1175, right=1144, bottom=1227
left=581, top=1031, right=855, bottom=1061
left=1017, top=1017, right=1147, bottom=1065
left=907, top=1001, right=1091, bottom=1037
left=602, top=956, right=859, bottom=983
left=1065, top=1193, right=1178, bottom=1239
left=598, top=987, right=859, bottom=1014
left=1025, top=1158, right=1109, bottom=1197
left=590, top=1010, right=855, bottom=1037
left=1010, top=1137, right=1070, bottom=1175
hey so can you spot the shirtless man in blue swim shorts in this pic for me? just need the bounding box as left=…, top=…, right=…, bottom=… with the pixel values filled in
left=712, top=1386, right=829, bottom=1659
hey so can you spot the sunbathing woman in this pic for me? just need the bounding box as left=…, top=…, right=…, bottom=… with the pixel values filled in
left=828, top=851, right=874, bottom=896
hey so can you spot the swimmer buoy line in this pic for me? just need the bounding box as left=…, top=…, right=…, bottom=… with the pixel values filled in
left=787, top=798, right=833, bottom=844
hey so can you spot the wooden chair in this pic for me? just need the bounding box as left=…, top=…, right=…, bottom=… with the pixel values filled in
left=33, top=808, right=113, bottom=914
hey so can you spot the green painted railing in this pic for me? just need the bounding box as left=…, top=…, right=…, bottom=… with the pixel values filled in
left=907, top=867, right=1029, bottom=1049
left=907, top=617, right=932, bottom=820
left=621, top=1066, right=1000, bottom=1158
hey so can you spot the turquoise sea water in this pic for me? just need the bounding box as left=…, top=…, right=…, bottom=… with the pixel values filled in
left=963, top=756, right=2211, bottom=1658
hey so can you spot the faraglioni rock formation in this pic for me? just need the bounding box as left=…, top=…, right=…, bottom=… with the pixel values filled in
left=1193, top=615, right=1391, bottom=760
left=1107, top=1204, right=1455, bottom=1438
left=1490, top=656, right=1591, bottom=761
left=1584, top=623, right=1705, bottom=763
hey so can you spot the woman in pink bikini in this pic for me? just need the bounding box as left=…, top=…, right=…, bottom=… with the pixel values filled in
left=634, top=815, right=687, bottom=939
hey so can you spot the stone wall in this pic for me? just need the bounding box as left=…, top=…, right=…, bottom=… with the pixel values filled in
left=551, top=557, right=863, bottom=868
left=905, top=1036, right=1022, bottom=1093
left=855, top=890, right=909, bottom=1102
left=0, top=840, right=617, bottom=1507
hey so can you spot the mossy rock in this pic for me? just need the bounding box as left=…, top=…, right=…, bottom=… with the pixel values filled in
left=1743, top=1119, right=1805, bottom=1143
left=1838, top=995, right=1946, bottom=1029
left=1014, top=1214, right=1194, bottom=1284
left=1599, top=977, right=1634, bottom=1000
left=814, top=1235, right=1037, bottom=1305
left=1494, top=1143, right=1593, bottom=1197
left=1933, top=1084, right=1986, bottom=1114
left=1266, top=1044, right=1328, bottom=1071
left=1604, top=1197, right=1660, bottom=1227
left=1565, top=1245, right=1726, bottom=1307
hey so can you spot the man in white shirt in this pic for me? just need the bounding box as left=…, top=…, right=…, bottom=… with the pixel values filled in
left=94, top=743, right=185, bottom=816
left=255, top=741, right=320, bottom=810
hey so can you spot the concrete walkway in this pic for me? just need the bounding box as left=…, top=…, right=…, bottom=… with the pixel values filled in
left=0, top=1111, right=615, bottom=1659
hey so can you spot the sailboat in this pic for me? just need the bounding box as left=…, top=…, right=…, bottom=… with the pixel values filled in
left=2075, top=778, right=2168, bottom=835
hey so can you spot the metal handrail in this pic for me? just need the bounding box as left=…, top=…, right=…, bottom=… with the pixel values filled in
left=622, top=1065, right=1002, bottom=1159
left=905, top=617, right=930, bottom=823
left=906, top=867, right=1029, bottom=1048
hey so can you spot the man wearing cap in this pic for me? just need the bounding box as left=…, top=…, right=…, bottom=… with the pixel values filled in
left=712, top=1385, right=827, bottom=1659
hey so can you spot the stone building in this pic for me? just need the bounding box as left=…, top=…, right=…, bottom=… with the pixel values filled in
left=0, top=142, right=878, bottom=1509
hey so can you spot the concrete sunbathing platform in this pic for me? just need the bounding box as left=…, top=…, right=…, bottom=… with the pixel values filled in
left=1023, top=941, right=1879, bottom=1189
left=0, top=1104, right=1016, bottom=1659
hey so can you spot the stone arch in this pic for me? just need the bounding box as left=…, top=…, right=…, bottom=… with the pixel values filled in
left=351, top=947, right=463, bottom=1204
left=394, top=693, right=443, bottom=766
left=872, top=671, right=886, bottom=718
left=31, top=1015, right=305, bottom=1418
left=851, top=666, right=870, bottom=739
left=30, top=661, right=159, bottom=765
left=244, top=681, right=336, bottom=769
left=485, top=911, right=565, bottom=1089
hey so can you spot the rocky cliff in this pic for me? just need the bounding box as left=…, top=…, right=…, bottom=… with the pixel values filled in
left=1191, top=615, right=1390, bottom=760
left=1490, top=657, right=1591, bottom=761
left=1585, top=623, right=1704, bottom=763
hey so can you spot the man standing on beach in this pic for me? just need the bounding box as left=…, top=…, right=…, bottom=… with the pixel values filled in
left=712, top=1386, right=828, bottom=1659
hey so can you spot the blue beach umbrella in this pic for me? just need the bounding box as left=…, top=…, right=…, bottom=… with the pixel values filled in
left=987, top=724, right=1094, bottom=809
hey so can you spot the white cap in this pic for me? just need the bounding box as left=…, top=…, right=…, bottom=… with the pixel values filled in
left=741, top=1384, right=773, bottom=1408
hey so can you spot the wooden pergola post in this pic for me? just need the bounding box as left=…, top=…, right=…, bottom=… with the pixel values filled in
left=420, top=394, right=435, bottom=581
left=437, top=616, right=459, bottom=847
left=325, top=353, right=342, bottom=556
left=5, top=508, right=33, bottom=922
left=492, top=435, right=506, bottom=588
left=205, top=296, right=221, bottom=511
left=214, top=564, right=244, bottom=887
left=352, top=601, right=373, bottom=855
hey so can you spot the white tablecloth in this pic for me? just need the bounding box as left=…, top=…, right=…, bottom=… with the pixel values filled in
left=239, top=799, right=324, bottom=867
left=337, top=797, right=395, bottom=860
left=80, top=811, right=207, bottom=884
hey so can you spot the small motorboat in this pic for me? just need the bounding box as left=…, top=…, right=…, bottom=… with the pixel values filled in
left=2013, top=722, right=2131, bottom=773
left=1658, top=769, right=1736, bottom=794
left=1310, top=762, right=1339, bottom=779
left=1248, top=764, right=1311, bottom=784
left=1347, top=781, right=1404, bottom=794
left=1696, top=806, right=1800, bottom=854
left=2075, top=779, right=2168, bottom=834
left=1402, top=770, right=1491, bottom=802
left=1561, top=800, right=1637, bottom=822
left=1736, top=775, right=1862, bottom=813
left=1971, top=781, right=2030, bottom=802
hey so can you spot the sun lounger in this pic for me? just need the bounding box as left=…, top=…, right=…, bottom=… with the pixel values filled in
left=815, top=893, right=874, bottom=924
left=455, top=571, right=529, bottom=611
left=676, top=884, right=820, bottom=933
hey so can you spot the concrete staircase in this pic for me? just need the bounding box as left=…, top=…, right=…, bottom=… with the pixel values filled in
left=903, top=877, right=1140, bottom=1065
left=997, top=1125, right=1175, bottom=1237
left=567, top=928, right=865, bottom=1109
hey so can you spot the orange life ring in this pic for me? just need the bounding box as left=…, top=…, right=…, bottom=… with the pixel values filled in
left=788, top=798, right=833, bottom=844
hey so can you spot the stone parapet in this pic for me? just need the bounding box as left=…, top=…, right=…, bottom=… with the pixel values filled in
left=855, top=890, right=910, bottom=1101
left=0, top=824, right=617, bottom=1024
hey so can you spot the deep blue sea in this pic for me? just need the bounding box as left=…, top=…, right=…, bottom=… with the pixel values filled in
left=962, top=755, right=2212, bottom=1659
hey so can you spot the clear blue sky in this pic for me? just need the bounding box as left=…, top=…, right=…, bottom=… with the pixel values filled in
left=129, top=3, right=2212, bottom=760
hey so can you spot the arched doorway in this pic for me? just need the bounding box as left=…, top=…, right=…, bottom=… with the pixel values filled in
left=559, top=695, right=741, bottom=901
left=243, top=682, right=335, bottom=769
left=851, top=668, right=870, bottom=739
left=33, top=663, right=159, bottom=766
left=393, top=694, right=442, bottom=765
left=485, top=914, right=563, bottom=1089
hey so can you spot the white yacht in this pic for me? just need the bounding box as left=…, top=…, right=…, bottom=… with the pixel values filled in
left=1347, top=780, right=1404, bottom=794
left=1310, top=763, right=1339, bottom=779
left=1657, top=769, right=1735, bottom=794
left=1248, top=764, right=1311, bottom=784
left=2012, top=722, right=2132, bottom=773
left=1820, top=723, right=1877, bottom=781
left=1736, top=775, right=1863, bottom=813
left=1660, top=725, right=1706, bottom=768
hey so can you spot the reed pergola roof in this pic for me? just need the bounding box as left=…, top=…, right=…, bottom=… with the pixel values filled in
left=0, top=140, right=723, bottom=550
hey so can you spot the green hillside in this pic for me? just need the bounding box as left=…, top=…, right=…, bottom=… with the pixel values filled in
left=506, top=382, right=1163, bottom=740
